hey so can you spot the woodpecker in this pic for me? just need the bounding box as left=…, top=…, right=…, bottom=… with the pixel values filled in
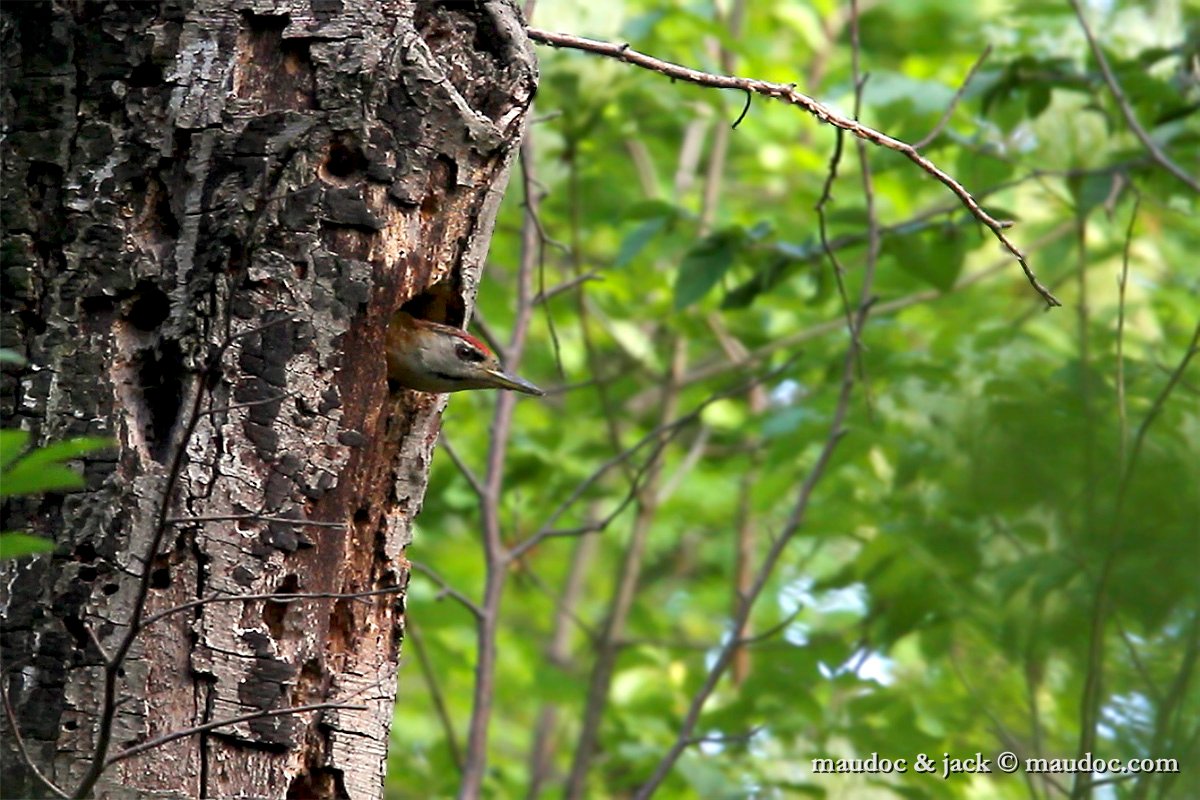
left=386, top=310, right=544, bottom=396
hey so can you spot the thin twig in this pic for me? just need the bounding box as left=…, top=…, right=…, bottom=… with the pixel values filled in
left=406, top=622, right=464, bottom=772
left=70, top=319, right=294, bottom=799
left=1067, top=0, right=1200, bottom=194
left=682, top=724, right=765, bottom=747
left=139, top=586, right=407, bottom=631
left=564, top=339, right=686, bottom=800
left=815, top=128, right=861, bottom=356
left=197, top=391, right=297, bottom=417
left=1115, top=195, right=1139, bottom=471
left=1, top=680, right=70, bottom=798
left=509, top=417, right=676, bottom=560
left=165, top=513, right=346, bottom=528
left=913, top=45, right=992, bottom=150
left=525, top=533, right=597, bottom=798
left=532, top=271, right=601, bottom=304
left=439, top=434, right=485, bottom=498
left=104, top=702, right=366, bottom=767
left=525, top=27, right=1061, bottom=306
left=630, top=4, right=880, bottom=790
left=1117, top=320, right=1200, bottom=518
left=678, top=221, right=1075, bottom=388
left=507, top=356, right=801, bottom=562
left=457, top=132, right=544, bottom=800
left=410, top=561, right=484, bottom=620
left=849, top=7, right=879, bottom=419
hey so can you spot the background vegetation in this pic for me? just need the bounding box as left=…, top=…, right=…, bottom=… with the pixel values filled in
left=388, top=0, right=1199, bottom=797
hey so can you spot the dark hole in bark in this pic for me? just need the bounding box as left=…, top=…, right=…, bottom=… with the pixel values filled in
left=472, top=9, right=507, bottom=63
left=128, top=59, right=162, bottom=88
left=300, top=657, right=323, bottom=683
left=287, top=767, right=350, bottom=800
left=243, top=11, right=290, bottom=32
left=62, top=614, right=88, bottom=650
left=79, top=565, right=97, bottom=582
left=152, top=177, right=180, bottom=239
left=25, top=161, right=63, bottom=209
left=324, top=139, right=367, bottom=180
left=127, top=282, right=171, bottom=331
left=63, top=720, right=78, bottom=731
left=328, top=598, right=355, bottom=654
left=74, top=541, right=97, bottom=562
left=173, top=129, right=192, bottom=161
left=264, top=573, right=300, bottom=639
left=18, top=308, right=47, bottom=335
left=23, top=162, right=66, bottom=293
left=80, top=294, right=115, bottom=315
left=101, top=583, right=119, bottom=596
left=137, top=339, right=185, bottom=462
left=353, top=505, right=370, bottom=525
left=263, top=599, right=287, bottom=639
left=150, top=567, right=171, bottom=589
left=419, top=154, right=457, bottom=217
left=401, top=279, right=465, bottom=328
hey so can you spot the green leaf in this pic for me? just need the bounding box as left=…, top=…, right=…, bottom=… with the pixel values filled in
left=10, top=436, right=112, bottom=468
left=0, top=348, right=26, bottom=366
left=894, top=225, right=967, bottom=292
left=1, top=463, right=87, bottom=496
left=956, top=148, right=1014, bottom=191
left=623, top=200, right=681, bottom=221
left=761, top=406, right=819, bottom=438
left=0, top=435, right=110, bottom=497
left=722, top=237, right=824, bottom=309
left=0, top=429, right=30, bottom=471
left=1026, top=83, right=1052, bottom=118
left=1069, top=172, right=1121, bottom=219
left=673, top=228, right=743, bottom=310
left=0, top=532, right=55, bottom=560
left=615, top=217, right=669, bottom=268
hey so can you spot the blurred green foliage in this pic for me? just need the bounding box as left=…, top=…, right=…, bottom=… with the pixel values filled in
left=388, top=1, right=1198, bottom=797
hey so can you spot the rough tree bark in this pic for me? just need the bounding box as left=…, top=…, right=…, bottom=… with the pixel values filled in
left=0, top=1, right=535, bottom=797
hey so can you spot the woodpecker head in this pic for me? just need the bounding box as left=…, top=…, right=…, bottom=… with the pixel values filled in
left=386, top=310, right=544, bottom=396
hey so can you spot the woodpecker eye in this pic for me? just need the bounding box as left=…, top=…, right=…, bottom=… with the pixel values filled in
left=456, top=343, right=486, bottom=363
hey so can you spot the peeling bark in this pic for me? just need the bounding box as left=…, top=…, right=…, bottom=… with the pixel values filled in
left=0, top=1, right=535, bottom=797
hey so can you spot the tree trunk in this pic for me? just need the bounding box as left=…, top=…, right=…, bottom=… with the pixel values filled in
left=0, top=1, right=535, bottom=797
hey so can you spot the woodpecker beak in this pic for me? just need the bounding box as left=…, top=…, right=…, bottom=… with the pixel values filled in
left=485, top=368, right=545, bottom=396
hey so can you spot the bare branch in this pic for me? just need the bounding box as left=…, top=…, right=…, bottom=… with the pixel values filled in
left=1067, top=0, right=1200, bottom=194
left=410, top=561, right=484, bottom=621
left=507, top=356, right=800, bottom=562
left=166, top=513, right=346, bottom=528
left=457, top=131, right=546, bottom=800
left=1, top=680, right=70, bottom=799
left=198, top=390, right=297, bottom=417
left=532, top=271, right=601, bottom=305
left=630, top=6, right=882, bottom=792
left=525, top=27, right=1062, bottom=306
left=439, top=434, right=485, bottom=498
left=913, top=45, right=992, bottom=150
left=406, top=623, right=464, bottom=772
left=1115, top=195, right=1140, bottom=471
left=104, top=702, right=366, bottom=767
left=139, top=586, right=407, bottom=631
